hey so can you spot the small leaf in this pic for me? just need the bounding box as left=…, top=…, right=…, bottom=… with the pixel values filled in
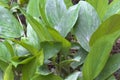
left=41, top=41, right=62, bottom=61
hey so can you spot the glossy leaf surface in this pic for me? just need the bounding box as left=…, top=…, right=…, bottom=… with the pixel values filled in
left=46, top=0, right=80, bottom=37
left=0, top=6, right=23, bottom=38
left=74, top=1, right=100, bottom=51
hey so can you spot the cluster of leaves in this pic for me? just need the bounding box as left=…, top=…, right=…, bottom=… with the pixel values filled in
left=1, top=0, right=120, bottom=80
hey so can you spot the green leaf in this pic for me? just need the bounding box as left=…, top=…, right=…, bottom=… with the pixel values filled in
left=36, top=50, right=44, bottom=66
left=86, top=0, right=108, bottom=20
left=71, top=45, right=88, bottom=69
left=14, top=43, right=28, bottom=56
left=32, top=74, right=63, bottom=80
left=103, top=0, right=120, bottom=21
left=46, top=0, right=80, bottom=37
left=0, top=1, right=9, bottom=8
left=83, top=31, right=120, bottom=80
left=3, top=64, right=14, bottom=80
left=96, top=54, right=120, bottom=80
left=25, top=24, right=40, bottom=49
left=64, top=0, right=73, bottom=8
left=41, top=41, right=62, bottom=61
left=39, top=0, right=50, bottom=25
left=4, top=40, right=15, bottom=57
left=22, top=57, right=37, bottom=80
left=20, top=9, right=53, bottom=42
left=26, top=0, right=41, bottom=49
left=74, top=1, right=100, bottom=51
left=0, top=42, right=11, bottom=62
left=48, top=27, right=71, bottom=53
left=13, top=40, right=38, bottom=55
left=0, top=6, right=23, bottom=38
left=46, top=0, right=67, bottom=27
left=11, top=56, right=34, bottom=67
left=106, top=75, right=116, bottom=80
left=0, top=60, right=8, bottom=71
left=0, top=70, right=3, bottom=80
left=65, top=71, right=81, bottom=80
left=22, top=50, right=44, bottom=80
left=90, top=14, right=120, bottom=46
left=59, top=59, right=75, bottom=67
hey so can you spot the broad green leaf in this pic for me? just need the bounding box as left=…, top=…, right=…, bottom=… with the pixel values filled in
left=74, top=1, right=100, bottom=51
left=32, top=74, right=63, bottom=80
left=83, top=31, right=120, bottom=80
left=25, top=24, right=40, bottom=49
left=21, top=9, right=53, bottom=42
left=22, top=50, right=44, bottom=80
left=0, top=6, right=23, bottom=38
left=96, top=54, right=120, bottom=80
left=46, top=0, right=80, bottom=37
left=41, top=41, right=62, bottom=61
left=3, top=64, right=14, bottom=80
left=65, top=71, right=81, bottom=80
left=86, top=0, right=108, bottom=20
left=0, top=42, right=11, bottom=62
left=103, top=0, right=120, bottom=21
left=22, top=57, right=37, bottom=80
left=46, top=0, right=67, bottom=27
left=27, top=0, right=41, bottom=49
left=64, top=0, right=73, bottom=8
left=90, top=14, right=120, bottom=46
